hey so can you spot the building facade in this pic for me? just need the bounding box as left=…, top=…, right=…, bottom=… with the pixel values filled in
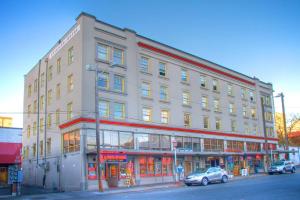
left=22, top=12, right=278, bottom=191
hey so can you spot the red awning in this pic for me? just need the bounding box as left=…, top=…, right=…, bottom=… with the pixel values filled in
left=0, top=142, right=22, bottom=164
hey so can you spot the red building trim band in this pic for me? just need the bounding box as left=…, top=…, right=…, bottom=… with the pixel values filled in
left=59, top=117, right=278, bottom=142
left=137, top=42, right=255, bottom=86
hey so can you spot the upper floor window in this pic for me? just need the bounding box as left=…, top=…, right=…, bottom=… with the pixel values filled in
left=203, top=116, right=209, bottom=129
left=182, top=91, right=190, bottom=105
left=242, top=106, right=248, bottom=117
left=228, top=84, right=233, bottom=96
left=40, top=118, right=44, bottom=132
left=231, top=119, right=237, bottom=132
left=48, top=65, right=53, bottom=81
left=96, top=44, right=109, bottom=61
left=160, top=85, right=168, bottom=101
left=56, top=84, right=61, bottom=99
left=244, top=123, right=250, bottom=134
left=68, top=46, right=74, bottom=64
left=229, top=103, right=235, bottom=114
left=200, top=76, right=207, bottom=88
left=56, top=109, right=60, bottom=125
left=40, top=95, right=44, bottom=111
left=113, top=74, right=125, bottom=93
left=212, top=79, right=219, bottom=91
left=67, top=74, right=74, bottom=92
left=264, top=96, right=271, bottom=106
left=57, top=58, right=61, bottom=74
left=201, top=96, right=208, bottom=109
left=159, top=62, right=166, bottom=77
left=213, top=99, right=220, bottom=112
left=251, top=108, right=256, bottom=119
left=241, top=88, right=247, bottom=99
left=99, top=100, right=109, bottom=118
left=47, top=113, right=52, bottom=128
left=140, top=56, right=149, bottom=73
left=47, top=90, right=52, bottom=105
left=265, top=112, right=273, bottom=121
left=142, top=107, right=152, bottom=122
left=141, top=82, right=151, bottom=97
left=181, top=69, right=189, bottom=82
left=161, top=110, right=169, bottom=124
left=184, top=113, right=191, bottom=127
left=98, top=72, right=109, bottom=89
left=33, top=100, right=37, bottom=113
left=113, top=48, right=124, bottom=65
left=34, top=79, right=38, bottom=92
left=41, top=73, right=45, bottom=88
left=249, top=91, right=255, bottom=102
left=215, top=118, right=221, bottom=130
left=113, top=102, right=125, bottom=120
left=67, top=102, right=73, bottom=120
left=33, top=122, right=37, bottom=136
left=28, top=84, right=32, bottom=97
left=27, top=105, right=31, bottom=117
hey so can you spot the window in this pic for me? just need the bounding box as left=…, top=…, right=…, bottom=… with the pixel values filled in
left=215, top=118, right=221, bottom=130
left=161, top=135, right=171, bottom=150
left=161, top=110, right=169, bottom=124
left=67, top=74, right=74, bottom=92
left=47, top=90, right=52, bottom=105
left=119, top=131, right=133, bottom=149
left=183, top=137, right=192, bottom=150
left=200, top=76, right=207, bottom=88
left=159, top=85, right=168, bottom=101
left=56, top=109, right=60, bottom=125
left=251, top=108, right=256, bottom=119
left=98, top=72, right=109, bottom=89
left=242, top=106, right=247, bottom=117
left=212, top=79, right=219, bottom=91
left=244, top=123, right=250, bottom=134
left=99, top=100, right=109, bottom=118
left=203, top=116, right=209, bottom=129
left=32, top=143, right=36, bottom=157
left=33, top=121, right=37, bottom=136
left=28, top=84, right=32, bottom=97
left=97, top=44, right=109, bottom=61
left=68, top=46, right=74, bottom=64
left=229, top=103, right=235, bottom=114
left=231, top=120, right=236, bottom=132
left=140, top=56, right=149, bottom=72
left=246, top=142, right=261, bottom=152
left=47, top=113, right=51, bottom=128
left=265, top=112, right=273, bottom=121
left=27, top=104, right=31, bottom=117
left=181, top=69, right=189, bottom=82
left=33, top=100, right=37, bottom=113
left=149, top=134, right=160, bottom=150
left=142, top=107, right=152, bottom=122
left=47, top=138, right=51, bottom=155
left=40, top=140, right=43, bottom=156
left=264, top=96, right=271, bottom=106
left=57, top=58, right=61, bottom=74
left=192, top=138, right=201, bottom=152
left=182, top=91, right=190, bottom=105
left=249, top=91, right=255, bottom=102
left=27, top=125, right=30, bottom=138
left=175, top=137, right=183, bottom=148
left=228, top=84, right=233, bottom=96
left=227, top=140, right=244, bottom=152
left=252, top=125, right=257, bottom=135
left=203, top=138, right=224, bottom=152
left=135, top=134, right=149, bottom=150
left=141, top=82, right=151, bottom=97
left=56, top=84, right=61, bottom=99
left=41, top=73, right=45, bottom=88
left=63, top=130, right=80, bottom=153
left=103, top=130, right=118, bottom=148
left=159, top=62, right=166, bottom=77
left=48, top=65, right=53, bottom=81
left=113, top=74, right=125, bottom=93
left=113, top=102, right=125, bottom=119
left=113, top=48, right=124, bottom=65
left=67, top=102, right=73, bottom=120
left=201, top=96, right=208, bottom=109
left=40, top=95, right=44, bottom=111
left=34, top=79, right=38, bottom=92
left=213, top=99, right=220, bottom=112
left=241, top=88, right=247, bottom=99
left=184, top=113, right=191, bottom=127
left=40, top=118, right=44, bottom=132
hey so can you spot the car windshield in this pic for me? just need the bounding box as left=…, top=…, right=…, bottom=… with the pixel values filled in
left=271, top=161, right=284, bottom=166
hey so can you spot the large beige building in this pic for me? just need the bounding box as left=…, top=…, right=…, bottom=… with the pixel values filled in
left=23, top=12, right=278, bottom=191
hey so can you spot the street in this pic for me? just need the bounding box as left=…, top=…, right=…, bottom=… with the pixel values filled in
left=15, top=172, right=300, bottom=200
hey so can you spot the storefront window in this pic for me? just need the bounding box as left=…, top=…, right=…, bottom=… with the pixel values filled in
left=135, top=134, right=149, bottom=150
left=192, top=138, right=201, bottom=152
left=227, top=140, right=244, bottom=152
left=147, top=157, right=155, bottom=175
left=183, top=137, right=192, bottom=150
left=119, top=131, right=133, bottom=149
left=149, top=134, right=160, bottom=150
left=160, top=135, right=171, bottom=150
left=247, top=142, right=261, bottom=152
left=155, top=158, right=162, bottom=176
left=204, top=138, right=224, bottom=152
left=103, top=130, right=119, bottom=148
left=175, top=136, right=183, bottom=148
left=162, top=157, right=173, bottom=176
left=140, top=157, right=147, bottom=176
left=63, top=130, right=80, bottom=153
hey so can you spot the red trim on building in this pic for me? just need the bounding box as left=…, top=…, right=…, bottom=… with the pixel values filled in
left=137, top=42, right=255, bottom=86
left=59, top=117, right=279, bottom=141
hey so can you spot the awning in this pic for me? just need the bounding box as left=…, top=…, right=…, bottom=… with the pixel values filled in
left=0, top=142, right=22, bottom=164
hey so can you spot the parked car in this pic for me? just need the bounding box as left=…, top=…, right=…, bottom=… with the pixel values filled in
left=184, top=167, right=229, bottom=186
left=268, top=160, right=296, bottom=175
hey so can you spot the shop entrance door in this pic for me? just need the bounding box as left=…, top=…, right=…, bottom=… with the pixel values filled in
left=107, top=163, right=118, bottom=188
left=184, top=161, right=192, bottom=176
left=210, top=159, right=219, bottom=167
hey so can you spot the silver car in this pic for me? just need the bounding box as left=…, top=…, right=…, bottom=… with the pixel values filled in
left=184, top=167, right=229, bottom=186
left=268, top=160, right=296, bottom=175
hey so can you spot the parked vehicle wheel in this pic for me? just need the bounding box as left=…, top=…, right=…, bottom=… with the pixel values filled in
left=291, top=168, right=296, bottom=173
left=268, top=172, right=273, bottom=175
left=282, top=168, right=286, bottom=174
left=221, top=175, right=228, bottom=183
left=185, top=183, right=192, bottom=186
left=202, top=177, right=208, bottom=186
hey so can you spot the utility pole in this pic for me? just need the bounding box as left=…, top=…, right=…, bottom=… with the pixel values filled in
left=261, top=97, right=269, bottom=170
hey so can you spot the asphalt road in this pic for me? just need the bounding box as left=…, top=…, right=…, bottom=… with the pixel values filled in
left=90, top=172, right=300, bottom=200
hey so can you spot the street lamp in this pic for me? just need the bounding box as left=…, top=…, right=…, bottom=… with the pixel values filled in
left=86, top=64, right=103, bottom=192
left=275, top=92, right=289, bottom=159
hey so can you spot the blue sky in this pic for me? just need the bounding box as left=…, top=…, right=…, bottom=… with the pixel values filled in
left=0, top=0, right=300, bottom=127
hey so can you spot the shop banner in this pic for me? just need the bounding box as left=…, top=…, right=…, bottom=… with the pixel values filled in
left=100, top=154, right=127, bottom=162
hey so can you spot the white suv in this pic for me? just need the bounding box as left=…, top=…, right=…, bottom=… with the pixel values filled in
left=268, top=160, right=296, bottom=175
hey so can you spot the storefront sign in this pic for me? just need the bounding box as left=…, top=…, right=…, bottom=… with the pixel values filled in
left=100, top=154, right=127, bottom=162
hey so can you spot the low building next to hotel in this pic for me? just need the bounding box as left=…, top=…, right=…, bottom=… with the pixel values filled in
left=22, top=12, right=278, bottom=191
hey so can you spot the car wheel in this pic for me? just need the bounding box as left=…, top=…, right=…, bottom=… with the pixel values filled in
left=202, top=177, right=208, bottom=186
left=185, top=183, right=192, bottom=186
left=268, top=172, right=273, bottom=175
left=291, top=168, right=296, bottom=173
left=221, top=175, right=228, bottom=183
left=282, top=168, right=286, bottom=174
